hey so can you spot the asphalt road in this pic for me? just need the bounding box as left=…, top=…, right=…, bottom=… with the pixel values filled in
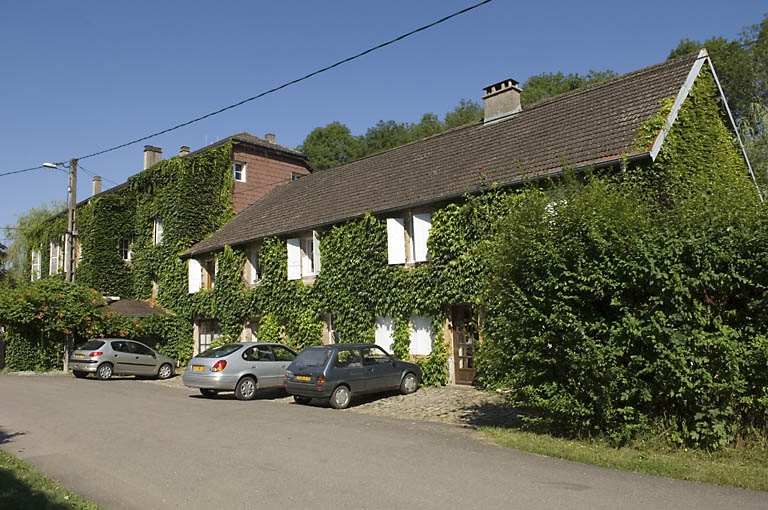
left=1, top=374, right=766, bottom=510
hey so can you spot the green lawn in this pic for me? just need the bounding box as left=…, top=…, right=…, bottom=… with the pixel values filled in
left=0, top=450, right=100, bottom=510
left=482, top=427, right=768, bottom=492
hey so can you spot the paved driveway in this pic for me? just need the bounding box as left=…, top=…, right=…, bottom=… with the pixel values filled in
left=1, top=374, right=766, bottom=510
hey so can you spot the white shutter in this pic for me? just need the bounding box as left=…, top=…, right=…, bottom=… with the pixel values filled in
left=287, top=238, right=301, bottom=280
left=387, top=218, right=406, bottom=265
left=409, top=315, right=433, bottom=356
left=188, top=259, right=202, bottom=294
left=412, top=213, right=432, bottom=262
left=374, top=316, right=395, bottom=351
left=312, top=231, right=321, bottom=275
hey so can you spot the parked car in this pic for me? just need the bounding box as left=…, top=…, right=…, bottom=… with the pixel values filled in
left=182, top=342, right=297, bottom=400
left=284, top=343, right=421, bottom=409
left=69, top=338, right=176, bottom=381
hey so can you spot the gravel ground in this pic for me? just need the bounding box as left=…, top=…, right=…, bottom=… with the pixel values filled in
left=143, top=371, right=522, bottom=429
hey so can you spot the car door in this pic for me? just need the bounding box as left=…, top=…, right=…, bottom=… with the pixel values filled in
left=269, top=345, right=296, bottom=388
left=361, top=345, right=401, bottom=392
left=127, top=341, right=159, bottom=376
left=110, top=341, right=132, bottom=374
left=332, top=348, right=365, bottom=393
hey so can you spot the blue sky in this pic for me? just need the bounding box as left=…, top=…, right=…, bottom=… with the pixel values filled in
left=1, top=0, right=765, bottom=245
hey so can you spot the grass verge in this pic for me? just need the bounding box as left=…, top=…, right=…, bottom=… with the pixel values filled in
left=482, top=427, right=768, bottom=492
left=0, top=450, right=100, bottom=509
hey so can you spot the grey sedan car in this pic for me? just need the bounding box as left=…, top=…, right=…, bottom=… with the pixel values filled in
left=284, top=343, right=421, bottom=409
left=182, top=342, right=297, bottom=400
left=69, top=338, right=176, bottom=380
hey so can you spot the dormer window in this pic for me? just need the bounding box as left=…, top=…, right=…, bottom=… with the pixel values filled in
left=233, top=162, right=246, bottom=182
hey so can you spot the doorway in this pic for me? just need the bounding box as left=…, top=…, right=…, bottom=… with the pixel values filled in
left=451, top=305, right=477, bottom=384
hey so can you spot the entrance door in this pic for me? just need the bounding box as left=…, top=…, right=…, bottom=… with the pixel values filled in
left=451, top=305, right=477, bottom=384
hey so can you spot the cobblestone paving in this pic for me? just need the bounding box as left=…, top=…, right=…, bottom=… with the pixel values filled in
left=149, top=372, right=522, bottom=429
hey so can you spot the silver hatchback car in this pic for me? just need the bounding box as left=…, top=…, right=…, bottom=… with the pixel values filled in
left=182, top=342, right=297, bottom=400
left=69, top=338, right=177, bottom=380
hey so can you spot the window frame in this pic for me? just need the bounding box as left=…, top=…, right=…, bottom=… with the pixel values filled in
left=233, top=161, right=246, bottom=182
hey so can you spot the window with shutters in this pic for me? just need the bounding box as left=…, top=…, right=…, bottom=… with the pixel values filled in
left=31, top=250, right=41, bottom=281
left=49, top=241, right=62, bottom=275
left=245, top=243, right=263, bottom=285
left=386, top=212, right=432, bottom=265
left=287, top=232, right=321, bottom=281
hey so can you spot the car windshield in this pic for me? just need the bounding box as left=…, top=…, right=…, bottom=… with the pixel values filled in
left=293, top=348, right=331, bottom=368
left=77, top=340, right=105, bottom=350
left=197, top=343, right=244, bottom=358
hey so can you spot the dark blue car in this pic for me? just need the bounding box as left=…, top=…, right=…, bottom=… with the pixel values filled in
left=284, top=343, right=421, bottom=409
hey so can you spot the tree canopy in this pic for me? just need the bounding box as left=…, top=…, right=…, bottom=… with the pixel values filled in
left=2, top=201, right=65, bottom=285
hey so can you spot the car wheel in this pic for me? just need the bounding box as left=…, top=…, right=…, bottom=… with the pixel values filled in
left=293, top=395, right=312, bottom=405
left=400, top=372, right=418, bottom=395
left=199, top=388, right=218, bottom=398
left=235, top=377, right=257, bottom=401
left=329, top=385, right=351, bottom=409
left=96, top=363, right=113, bottom=380
left=73, top=371, right=87, bottom=379
left=157, top=363, right=174, bottom=380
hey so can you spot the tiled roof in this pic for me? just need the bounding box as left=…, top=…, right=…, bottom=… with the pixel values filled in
left=106, top=299, right=169, bottom=318
left=186, top=52, right=701, bottom=257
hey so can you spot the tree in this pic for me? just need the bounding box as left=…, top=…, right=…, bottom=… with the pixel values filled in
left=362, top=120, right=411, bottom=155
left=298, top=121, right=362, bottom=170
left=443, top=99, right=483, bottom=129
left=520, top=70, right=617, bottom=107
left=0, top=242, right=7, bottom=282
left=2, top=201, right=65, bottom=285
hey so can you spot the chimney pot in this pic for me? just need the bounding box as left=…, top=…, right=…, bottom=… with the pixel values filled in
left=143, top=145, right=162, bottom=169
left=179, top=146, right=190, bottom=156
left=482, top=78, right=522, bottom=124
left=265, top=133, right=276, bottom=144
left=92, top=176, right=102, bottom=196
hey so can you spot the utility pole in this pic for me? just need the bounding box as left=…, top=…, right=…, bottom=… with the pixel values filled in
left=64, top=158, right=77, bottom=283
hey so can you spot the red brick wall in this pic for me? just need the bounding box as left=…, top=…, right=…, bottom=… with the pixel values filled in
left=231, top=146, right=310, bottom=214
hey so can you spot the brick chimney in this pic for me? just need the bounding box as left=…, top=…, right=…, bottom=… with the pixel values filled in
left=265, top=133, right=276, bottom=144
left=482, top=78, right=522, bottom=124
left=92, top=176, right=102, bottom=196
left=179, top=146, right=190, bottom=157
left=143, top=145, right=162, bottom=169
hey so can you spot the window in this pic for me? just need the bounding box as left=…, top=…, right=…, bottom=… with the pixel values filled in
left=119, top=238, right=132, bottom=261
left=287, top=232, right=321, bottom=281
left=199, top=319, right=223, bottom=353
left=153, top=219, right=164, bottom=245
left=291, top=172, right=303, bottom=181
left=31, top=250, right=41, bottom=281
left=49, top=241, right=61, bottom=275
left=335, top=349, right=362, bottom=368
left=202, top=258, right=216, bottom=290
left=273, top=345, right=296, bottom=362
left=246, top=244, right=262, bottom=284
left=233, top=162, right=246, bottom=182
left=362, top=345, right=392, bottom=365
left=387, top=213, right=432, bottom=265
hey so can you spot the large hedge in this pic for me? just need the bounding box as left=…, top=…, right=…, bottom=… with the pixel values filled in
left=476, top=67, right=768, bottom=449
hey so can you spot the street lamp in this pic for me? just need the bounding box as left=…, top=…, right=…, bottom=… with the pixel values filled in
left=42, top=160, right=77, bottom=283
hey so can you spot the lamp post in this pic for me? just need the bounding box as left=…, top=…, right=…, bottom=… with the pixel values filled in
left=43, top=160, right=77, bottom=372
left=44, top=159, right=77, bottom=282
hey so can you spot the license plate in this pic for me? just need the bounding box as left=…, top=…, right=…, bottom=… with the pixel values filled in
left=297, top=375, right=311, bottom=381
left=74, top=354, right=84, bottom=359
left=192, top=365, right=205, bottom=372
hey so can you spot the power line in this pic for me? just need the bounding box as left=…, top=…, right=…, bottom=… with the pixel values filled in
left=75, top=0, right=494, bottom=161
left=0, top=1, right=494, bottom=177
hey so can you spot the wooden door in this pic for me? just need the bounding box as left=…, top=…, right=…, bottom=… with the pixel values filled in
left=451, top=305, right=476, bottom=384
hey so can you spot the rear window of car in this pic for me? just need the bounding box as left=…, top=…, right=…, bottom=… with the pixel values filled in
left=293, top=348, right=331, bottom=368
left=197, top=343, right=244, bottom=358
left=78, top=340, right=105, bottom=350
